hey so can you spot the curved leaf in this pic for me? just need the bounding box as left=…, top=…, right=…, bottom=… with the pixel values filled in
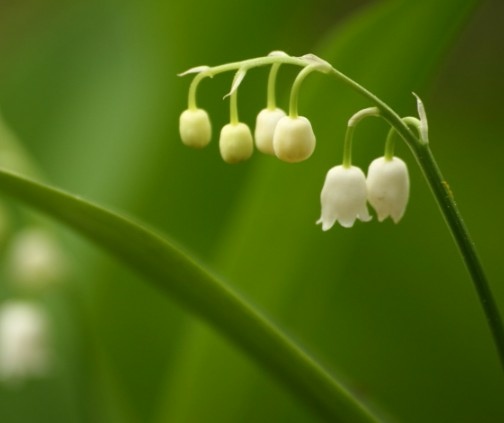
left=0, top=168, right=382, bottom=423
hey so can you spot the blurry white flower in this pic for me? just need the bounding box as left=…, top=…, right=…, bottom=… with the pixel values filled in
left=219, top=122, right=254, bottom=164
left=254, top=108, right=286, bottom=155
left=0, top=301, right=50, bottom=383
left=273, top=116, right=316, bottom=163
left=367, top=157, right=410, bottom=223
left=8, top=228, right=67, bottom=291
left=179, top=108, right=212, bottom=148
left=317, top=165, right=371, bottom=230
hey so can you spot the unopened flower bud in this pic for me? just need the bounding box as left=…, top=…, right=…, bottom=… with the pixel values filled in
left=273, top=116, right=316, bottom=163
left=254, top=108, right=286, bottom=155
left=219, top=123, right=253, bottom=164
left=179, top=108, right=212, bottom=148
left=367, top=157, right=409, bottom=223
left=317, top=165, right=371, bottom=230
left=0, top=301, right=50, bottom=383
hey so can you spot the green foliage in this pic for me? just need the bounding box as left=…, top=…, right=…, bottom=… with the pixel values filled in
left=0, top=0, right=503, bottom=422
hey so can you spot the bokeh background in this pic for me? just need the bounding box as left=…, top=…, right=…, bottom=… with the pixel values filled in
left=0, top=0, right=503, bottom=422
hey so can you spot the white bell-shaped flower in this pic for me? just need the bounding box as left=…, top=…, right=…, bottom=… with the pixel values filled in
left=219, top=122, right=254, bottom=164
left=273, top=116, right=316, bottom=163
left=179, top=108, right=212, bottom=148
left=7, top=228, right=67, bottom=292
left=317, top=165, right=371, bottom=230
left=254, top=108, right=286, bottom=155
left=0, top=301, right=50, bottom=383
left=367, top=157, right=410, bottom=223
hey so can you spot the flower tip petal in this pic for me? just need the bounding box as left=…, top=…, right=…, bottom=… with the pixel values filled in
left=391, top=213, right=404, bottom=224
left=338, top=219, right=355, bottom=229
left=316, top=218, right=334, bottom=231
left=359, top=212, right=372, bottom=223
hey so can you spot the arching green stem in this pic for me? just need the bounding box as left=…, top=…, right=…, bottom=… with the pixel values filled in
left=384, top=117, right=421, bottom=160
left=342, top=107, right=380, bottom=168
left=267, top=63, right=282, bottom=110
left=289, top=65, right=317, bottom=119
left=188, top=76, right=201, bottom=110
left=229, top=88, right=239, bottom=125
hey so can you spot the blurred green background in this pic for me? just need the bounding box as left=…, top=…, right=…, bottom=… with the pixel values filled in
left=0, top=0, right=503, bottom=422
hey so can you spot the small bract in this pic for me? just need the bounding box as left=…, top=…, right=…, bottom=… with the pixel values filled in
left=273, top=116, right=316, bottom=163
left=179, top=108, right=212, bottom=148
left=254, top=108, right=286, bottom=155
left=219, top=123, right=254, bottom=164
left=317, top=165, right=371, bottom=230
left=367, top=157, right=409, bottom=223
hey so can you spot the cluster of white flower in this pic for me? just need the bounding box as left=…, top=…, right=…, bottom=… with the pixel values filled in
left=179, top=53, right=425, bottom=231
left=0, top=225, right=66, bottom=385
left=0, top=112, right=71, bottom=386
left=0, top=216, right=67, bottom=385
left=317, top=157, right=409, bottom=230
left=180, top=105, right=316, bottom=164
left=179, top=52, right=326, bottom=165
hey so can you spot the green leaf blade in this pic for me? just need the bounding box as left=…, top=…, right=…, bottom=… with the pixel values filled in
left=0, top=168, right=382, bottom=423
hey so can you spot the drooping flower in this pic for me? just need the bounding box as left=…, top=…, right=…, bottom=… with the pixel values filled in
left=367, top=157, right=409, bottom=223
left=179, top=108, right=212, bottom=148
left=273, top=116, right=316, bottom=163
left=7, top=228, right=67, bottom=292
left=317, top=165, right=371, bottom=230
left=254, top=108, right=286, bottom=155
left=219, top=122, right=254, bottom=164
left=0, top=301, right=50, bottom=384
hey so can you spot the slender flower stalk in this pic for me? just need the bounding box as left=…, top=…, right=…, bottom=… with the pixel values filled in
left=254, top=62, right=287, bottom=155
left=342, top=107, right=380, bottom=168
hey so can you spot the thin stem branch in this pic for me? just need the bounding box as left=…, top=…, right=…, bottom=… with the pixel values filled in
left=230, top=89, right=239, bottom=125
left=411, top=143, right=504, bottom=371
left=343, top=107, right=380, bottom=167
left=267, top=63, right=281, bottom=110
left=384, top=117, right=420, bottom=160
left=289, top=65, right=317, bottom=118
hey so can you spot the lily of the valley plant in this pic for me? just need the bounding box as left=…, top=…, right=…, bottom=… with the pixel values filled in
left=179, top=51, right=504, bottom=373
